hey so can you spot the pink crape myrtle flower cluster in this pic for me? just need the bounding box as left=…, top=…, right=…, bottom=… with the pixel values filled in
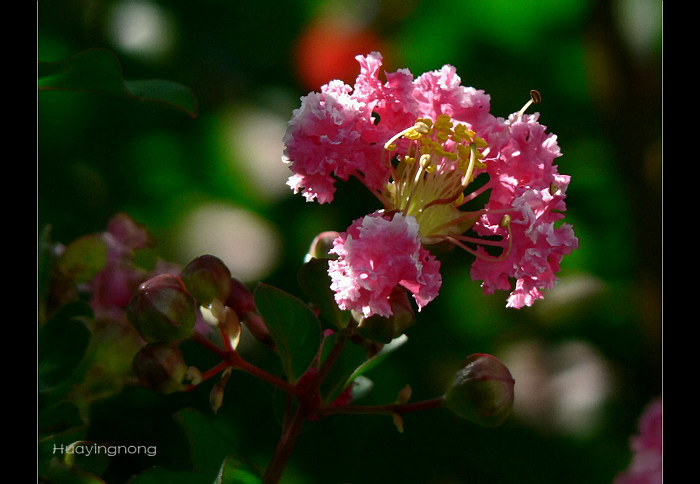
left=283, top=52, right=578, bottom=317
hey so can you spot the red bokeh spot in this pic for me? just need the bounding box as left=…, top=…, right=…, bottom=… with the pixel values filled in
left=294, top=18, right=388, bottom=90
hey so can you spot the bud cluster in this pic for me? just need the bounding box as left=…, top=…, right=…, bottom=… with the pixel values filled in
left=127, top=254, right=262, bottom=393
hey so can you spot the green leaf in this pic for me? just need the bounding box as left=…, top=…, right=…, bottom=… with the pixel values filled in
left=170, top=408, right=263, bottom=483
left=175, top=408, right=229, bottom=475
left=38, top=48, right=198, bottom=117
left=319, top=334, right=409, bottom=404
left=297, top=258, right=349, bottom=328
left=343, top=335, right=408, bottom=389
left=129, top=467, right=210, bottom=484
left=318, top=333, right=368, bottom=403
left=42, top=460, right=107, bottom=484
left=38, top=301, right=93, bottom=390
left=215, top=456, right=263, bottom=484
left=254, top=284, right=321, bottom=383
left=38, top=400, right=83, bottom=437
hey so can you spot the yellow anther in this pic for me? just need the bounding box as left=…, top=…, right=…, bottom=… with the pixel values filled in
left=404, top=128, right=424, bottom=140
left=499, top=214, right=512, bottom=228
left=474, top=137, right=488, bottom=149
left=436, top=131, right=450, bottom=143
left=456, top=144, right=470, bottom=159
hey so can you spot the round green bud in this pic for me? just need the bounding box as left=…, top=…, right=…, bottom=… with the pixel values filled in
left=180, top=254, right=233, bottom=305
left=444, top=353, right=515, bottom=427
left=132, top=343, right=189, bottom=394
left=127, top=273, right=196, bottom=343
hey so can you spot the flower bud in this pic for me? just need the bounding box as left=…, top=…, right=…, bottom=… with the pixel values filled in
left=355, top=287, right=416, bottom=344
left=304, top=231, right=340, bottom=261
left=127, top=273, right=196, bottom=343
left=443, top=353, right=515, bottom=427
left=225, top=277, right=256, bottom=316
left=180, top=255, right=233, bottom=305
left=132, top=343, right=189, bottom=394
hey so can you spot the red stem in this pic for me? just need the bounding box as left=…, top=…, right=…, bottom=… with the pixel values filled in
left=263, top=405, right=307, bottom=484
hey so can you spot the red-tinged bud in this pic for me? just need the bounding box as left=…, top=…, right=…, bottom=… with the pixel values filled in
left=132, top=343, right=189, bottom=394
left=224, top=278, right=273, bottom=348
left=127, top=273, right=196, bottom=343
left=355, top=287, right=416, bottom=344
left=225, top=277, right=256, bottom=316
left=181, top=255, right=233, bottom=305
left=444, top=353, right=515, bottom=427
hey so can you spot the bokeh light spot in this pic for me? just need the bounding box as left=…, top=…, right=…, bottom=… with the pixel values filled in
left=174, top=202, right=281, bottom=283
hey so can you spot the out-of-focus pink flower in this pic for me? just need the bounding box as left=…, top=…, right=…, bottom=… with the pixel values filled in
left=328, top=212, right=441, bottom=318
left=615, top=398, right=662, bottom=484
left=285, top=52, right=577, bottom=311
left=90, top=214, right=154, bottom=312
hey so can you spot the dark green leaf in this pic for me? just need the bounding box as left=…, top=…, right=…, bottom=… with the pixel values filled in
left=175, top=408, right=230, bottom=475
left=38, top=301, right=93, bottom=390
left=170, top=408, right=263, bottom=484
left=129, top=467, right=210, bottom=484
left=42, top=460, right=106, bottom=484
left=318, top=333, right=368, bottom=403
left=38, top=48, right=198, bottom=117
left=38, top=400, right=83, bottom=437
left=319, top=334, right=408, bottom=404
left=344, top=335, right=408, bottom=388
left=297, top=258, right=349, bottom=328
left=215, top=456, right=263, bottom=484
left=254, top=284, right=321, bottom=383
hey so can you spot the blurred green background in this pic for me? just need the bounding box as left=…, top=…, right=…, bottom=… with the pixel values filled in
left=38, top=0, right=662, bottom=483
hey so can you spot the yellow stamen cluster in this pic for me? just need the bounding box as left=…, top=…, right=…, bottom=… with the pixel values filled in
left=381, top=114, right=489, bottom=244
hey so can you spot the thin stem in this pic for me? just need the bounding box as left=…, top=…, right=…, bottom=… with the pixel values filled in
left=315, top=328, right=351, bottom=387
left=227, top=351, right=298, bottom=395
left=263, top=405, right=307, bottom=484
left=262, top=323, right=357, bottom=483
left=191, top=329, right=297, bottom=394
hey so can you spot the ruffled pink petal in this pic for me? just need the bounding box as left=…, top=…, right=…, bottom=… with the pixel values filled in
left=328, top=212, right=442, bottom=318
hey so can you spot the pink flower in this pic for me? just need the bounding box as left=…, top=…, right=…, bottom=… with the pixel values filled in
left=285, top=52, right=577, bottom=311
left=469, top=113, right=578, bottom=308
left=91, top=213, right=154, bottom=312
left=328, top=212, right=441, bottom=318
left=282, top=79, right=387, bottom=203
left=283, top=52, right=502, bottom=204
left=615, top=398, right=662, bottom=484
